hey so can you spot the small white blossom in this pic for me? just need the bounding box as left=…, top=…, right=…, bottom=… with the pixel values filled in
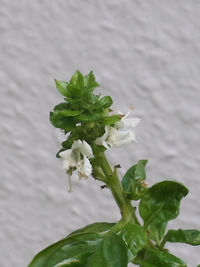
left=95, top=112, right=140, bottom=149
left=59, top=140, right=93, bottom=178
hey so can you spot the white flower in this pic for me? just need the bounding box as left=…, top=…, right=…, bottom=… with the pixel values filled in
left=95, top=112, right=140, bottom=149
left=59, top=140, right=93, bottom=178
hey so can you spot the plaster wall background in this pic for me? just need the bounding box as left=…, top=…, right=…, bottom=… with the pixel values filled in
left=0, top=0, right=200, bottom=266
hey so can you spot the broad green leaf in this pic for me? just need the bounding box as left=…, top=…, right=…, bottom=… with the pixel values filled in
left=164, top=229, right=200, bottom=246
left=55, top=109, right=82, bottom=117
left=139, top=180, right=188, bottom=242
left=87, top=232, right=128, bottom=267
left=28, top=232, right=102, bottom=267
left=84, top=71, right=99, bottom=90
left=142, top=249, right=187, bottom=267
left=68, top=222, right=115, bottom=237
left=55, top=80, right=70, bottom=97
left=98, top=96, right=113, bottom=109
left=103, top=114, right=121, bottom=125
left=49, top=112, right=76, bottom=132
left=122, top=160, right=148, bottom=200
left=120, top=223, right=147, bottom=262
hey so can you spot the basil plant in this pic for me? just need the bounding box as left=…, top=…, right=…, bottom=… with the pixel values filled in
left=29, top=71, right=200, bottom=267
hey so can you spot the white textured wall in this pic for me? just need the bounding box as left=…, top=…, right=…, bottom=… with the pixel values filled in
left=1, top=1, right=200, bottom=266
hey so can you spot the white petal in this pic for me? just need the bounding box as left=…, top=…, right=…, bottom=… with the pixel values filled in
left=59, top=149, right=72, bottom=160
left=106, top=127, right=119, bottom=146
left=95, top=126, right=109, bottom=147
left=115, top=120, right=124, bottom=129
left=109, top=130, right=136, bottom=147
left=62, top=160, right=70, bottom=170
left=102, top=140, right=110, bottom=150
left=71, top=140, right=82, bottom=150
left=79, top=140, right=93, bottom=158
left=77, top=156, right=92, bottom=178
left=59, top=149, right=77, bottom=170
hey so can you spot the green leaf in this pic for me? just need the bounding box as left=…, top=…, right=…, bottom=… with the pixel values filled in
left=98, top=96, right=113, bottom=109
left=120, top=223, right=147, bottom=262
left=70, top=70, right=84, bottom=90
left=103, top=114, right=121, bottom=125
left=68, top=222, right=115, bottom=237
left=65, top=71, right=84, bottom=98
left=139, top=180, right=189, bottom=242
left=164, top=229, right=200, bottom=246
left=84, top=71, right=99, bottom=90
left=142, top=249, right=187, bottom=267
left=28, top=233, right=102, bottom=267
left=50, top=111, right=76, bottom=132
left=87, top=232, right=128, bottom=267
left=53, top=102, right=71, bottom=111
left=55, top=109, right=82, bottom=117
left=55, top=80, right=70, bottom=97
left=79, top=93, right=99, bottom=111
left=76, top=112, right=104, bottom=122
left=140, top=263, right=157, bottom=267
left=28, top=232, right=103, bottom=267
left=122, top=160, right=148, bottom=200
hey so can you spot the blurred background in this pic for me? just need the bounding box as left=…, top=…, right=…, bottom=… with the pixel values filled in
left=1, top=0, right=200, bottom=266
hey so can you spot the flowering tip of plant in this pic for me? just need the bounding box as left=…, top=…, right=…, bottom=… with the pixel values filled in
left=50, top=70, right=141, bottom=181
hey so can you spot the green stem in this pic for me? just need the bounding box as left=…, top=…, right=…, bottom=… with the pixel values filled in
left=160, top=237, right=167, bottom=250
left=98, top=153, right=136, bottom=224
left=95, top=152, right=156, bottom=251
left=108, top=169, right=133, bottom=221
left=99, top=152, right=112, bottom=176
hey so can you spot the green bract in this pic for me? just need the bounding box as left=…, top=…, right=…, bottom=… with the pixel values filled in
left=29, top=71, right=200, bottom=267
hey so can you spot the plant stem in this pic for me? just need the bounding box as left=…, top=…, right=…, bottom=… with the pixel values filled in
left=160, top=237, right=166, bottom=250
left=98, top=153, right=136, bottom=224
left=96, top=152, right=156, bottom=251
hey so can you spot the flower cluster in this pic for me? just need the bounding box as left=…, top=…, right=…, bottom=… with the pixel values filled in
left=59, top=112, right=140, bottom=178
left=50, top=71, right=140, bottom=180
left=59, top=140, right=93, bottom=178
left=95, top=112, right=140, bottom=149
